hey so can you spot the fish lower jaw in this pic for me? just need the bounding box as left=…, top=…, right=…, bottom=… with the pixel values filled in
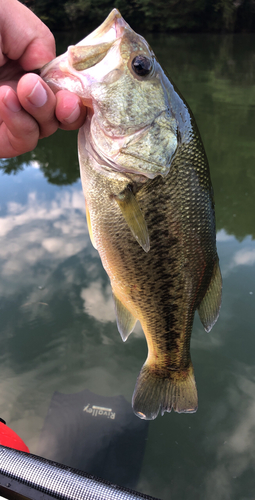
left=104, top=159, right=157, bottom=181
left=98, top=158, right=155, bottom=183
left=91, top=157, right=152, bottom=184
left=42, top=71, right=88, bottom=98
left=86, top=143, right=155, bottom=184
left=88, top=140, right=157, bottom=181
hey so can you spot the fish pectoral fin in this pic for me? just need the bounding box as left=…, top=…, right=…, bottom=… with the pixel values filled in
left=132, top=360, right=198, bottom=420
left=85, top=202, right=97, bottom=249
left=198, top=259, right=222, bottom=333
left=113, top=293, right=137, bottom=342
left=114, top=186, right=150, bottom=253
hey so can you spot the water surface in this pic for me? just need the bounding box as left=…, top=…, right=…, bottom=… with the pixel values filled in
left=1, top=33, right=255, bottom=500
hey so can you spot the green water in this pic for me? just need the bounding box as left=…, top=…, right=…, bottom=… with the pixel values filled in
left=1, top=33, right=255, bottom=499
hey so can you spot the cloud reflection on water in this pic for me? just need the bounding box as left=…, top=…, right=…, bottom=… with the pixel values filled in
left=204, top=366, right=255, bottom=500
left=81, top=283, right=115, bottom=323
left=233, top=248, right=255, bottom=266
left=0, top=177, right=89, bottom=296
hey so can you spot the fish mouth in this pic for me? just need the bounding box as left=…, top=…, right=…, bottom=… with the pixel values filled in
left=77, top=8, right=127, bottom=45
left=41, top=10, right=161, bottom=181
left=40, top=9, right=128, bottom=94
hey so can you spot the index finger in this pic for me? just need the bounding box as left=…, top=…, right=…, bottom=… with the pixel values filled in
left=0, top=0, right=55, bottom=70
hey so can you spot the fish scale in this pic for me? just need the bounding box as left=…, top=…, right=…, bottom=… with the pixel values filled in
left=41, top=8, right=222, bottom=420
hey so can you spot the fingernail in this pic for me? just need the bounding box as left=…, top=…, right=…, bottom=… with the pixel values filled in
left=65, top=103, right=81, bottom=124
left=3, top=89, right=22, bottom=112
left=27, top=81, right=47, bottom=107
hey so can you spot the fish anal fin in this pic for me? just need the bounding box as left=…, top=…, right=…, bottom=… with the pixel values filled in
left=113, top=293, right=137, bottom=342
left=132, top=360, right=198, bottom=420
left=85, top=202, right=97, bottom=249
left=198, top=259, right=222, bottom=333
left=114, top=186, right=150, bottom=253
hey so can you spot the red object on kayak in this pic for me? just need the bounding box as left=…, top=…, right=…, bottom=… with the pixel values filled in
left=0, top=421, right=29, bottom=453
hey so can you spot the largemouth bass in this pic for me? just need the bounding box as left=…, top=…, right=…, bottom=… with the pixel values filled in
left=41, top=9, right=222, bottom=420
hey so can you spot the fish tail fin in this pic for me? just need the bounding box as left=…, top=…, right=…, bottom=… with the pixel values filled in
left=132, top=360, right=198, bottom=420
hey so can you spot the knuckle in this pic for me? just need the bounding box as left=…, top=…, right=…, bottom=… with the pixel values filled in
left=13, top=136, right=38, bottom=155
left=9, top=124, right=38, bottom=154
left=15, top=114, right=39, bottom=139
left=39, top=120, right=58, bottom=139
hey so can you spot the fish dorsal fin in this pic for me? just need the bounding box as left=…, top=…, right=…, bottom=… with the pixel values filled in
left=198, top=259, right=222, bottom=332
left=114, top=186, right=150, bottom=253
left=113, top=293, right=137, bottom=342
left=85, top=202, right=97, bottom=249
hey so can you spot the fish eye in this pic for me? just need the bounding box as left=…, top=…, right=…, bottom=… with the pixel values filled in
left=131, top=55, right=152, bottom=77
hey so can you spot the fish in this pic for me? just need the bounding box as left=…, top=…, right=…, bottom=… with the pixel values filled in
left=41, top=9, right=222, bottom=420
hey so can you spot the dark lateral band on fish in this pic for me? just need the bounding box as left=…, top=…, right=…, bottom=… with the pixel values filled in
left=41, top=8, right=222, bottom=420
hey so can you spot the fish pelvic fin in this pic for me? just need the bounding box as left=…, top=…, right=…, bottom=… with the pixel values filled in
left=85, top=202, right=97, bottom=249
left=113, top=293, right=137, bottom=342
left=132, top=360, right=198, bottom=420
left=198, top=258, right=222, bottom=333
left=113, top=186, right=150, bottom=253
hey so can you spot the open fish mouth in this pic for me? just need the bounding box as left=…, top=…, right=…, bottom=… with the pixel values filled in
left=75, top=8, right=127, bottom=45
left=40, top=9, right=128, bottom=97
left=41, top=9, right=177, bottom=181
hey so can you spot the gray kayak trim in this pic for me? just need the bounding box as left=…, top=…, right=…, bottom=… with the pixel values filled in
left=0, top=445, right=160, bottom=500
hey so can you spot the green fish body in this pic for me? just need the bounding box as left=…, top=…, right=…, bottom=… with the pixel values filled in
left=41, top=9, right=222, bottom=420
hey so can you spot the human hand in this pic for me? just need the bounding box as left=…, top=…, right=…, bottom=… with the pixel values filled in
left=0, top=0, right=86, bottom=158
